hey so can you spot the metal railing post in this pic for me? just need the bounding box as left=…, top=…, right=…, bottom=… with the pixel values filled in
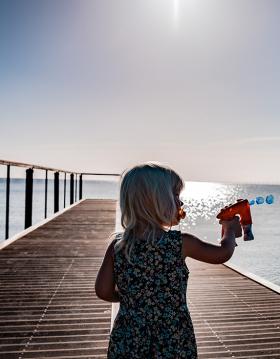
left=75, top=174, right=77, bottom=202
left=79, top=174, right=83, bottom=200
left=44, top=169, right=48, bottom=219
left=70, top=173, right=74, bottom=205
left=5, top=164, right=10, bottom=239
left=25, top=168, right=33, bottom=229
left=54, top=172, right=59, bottom=213
left=64, top=172, right=66, bottom=208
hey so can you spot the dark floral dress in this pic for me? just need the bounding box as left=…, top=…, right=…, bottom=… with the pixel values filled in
left=107, top=230, right=197, bottom=359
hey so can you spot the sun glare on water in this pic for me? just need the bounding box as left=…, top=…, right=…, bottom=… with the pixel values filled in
left=179, top=181, right=242, bottom=229
left=183, top=181, right=225, bottom=201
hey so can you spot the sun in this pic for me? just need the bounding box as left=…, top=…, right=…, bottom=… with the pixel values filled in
left=173, top=0, right=179, bottom=23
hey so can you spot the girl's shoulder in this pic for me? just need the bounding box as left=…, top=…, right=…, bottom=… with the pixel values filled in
left=110, top=232, right=123, bottom=246
left=114, top=232, right=123, bottom=240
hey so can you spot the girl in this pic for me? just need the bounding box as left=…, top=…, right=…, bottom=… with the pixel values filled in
left=95, top=162, right=242, bottom=358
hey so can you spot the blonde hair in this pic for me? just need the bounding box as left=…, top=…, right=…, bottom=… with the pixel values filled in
left=109, top=162, right=184, bottom=265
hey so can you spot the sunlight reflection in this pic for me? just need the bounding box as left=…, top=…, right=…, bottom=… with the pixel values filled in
left=180, top=181, right=242, bottom=230
left=183, top=181, right=224, bottom=201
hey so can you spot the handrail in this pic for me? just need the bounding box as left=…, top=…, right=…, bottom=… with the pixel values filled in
left=82, top=172, right=121, bottom=176
left=0, top=159, right=79, bottom=174
left=0, top=159, right=121, bottom=177
left=0, top=158, right=121, bottom=240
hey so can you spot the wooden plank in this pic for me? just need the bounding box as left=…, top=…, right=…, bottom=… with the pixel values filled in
left=186, top=258, right=280, bottom=358
left=0, top=199, right=116, bottom=358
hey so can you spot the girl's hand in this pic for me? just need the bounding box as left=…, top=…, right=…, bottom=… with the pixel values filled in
left=219, top=215, right=242, bottom=238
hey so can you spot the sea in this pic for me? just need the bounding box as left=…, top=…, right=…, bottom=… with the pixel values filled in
left=0, top=178, right=279, bottom=286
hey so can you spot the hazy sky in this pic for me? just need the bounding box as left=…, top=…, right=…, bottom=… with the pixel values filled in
left=1, top=0, right=280, bottom=184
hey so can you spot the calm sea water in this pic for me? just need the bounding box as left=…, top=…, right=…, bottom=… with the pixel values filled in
left=0, top=179, right=279, bottom=286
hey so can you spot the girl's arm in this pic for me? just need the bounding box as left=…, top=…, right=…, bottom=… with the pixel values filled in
left=182, top=216, right=242, bottom=264
left=94, top=241, right=120, bottom=302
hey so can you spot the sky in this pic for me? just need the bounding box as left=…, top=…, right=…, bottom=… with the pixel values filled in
left=1, top=0, right=280, bottom=184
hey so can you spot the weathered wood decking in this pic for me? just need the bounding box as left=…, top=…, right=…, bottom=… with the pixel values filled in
left=0, top=199, right=279, bottom=358
left=0, top=199, right=116, bottom=359
left=187, top=260, right=280, bottom=358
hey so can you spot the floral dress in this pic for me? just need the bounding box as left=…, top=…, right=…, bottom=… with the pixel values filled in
left=107, top=230, right=197, bottom=359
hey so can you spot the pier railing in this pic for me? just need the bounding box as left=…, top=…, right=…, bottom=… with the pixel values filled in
left=0, top=159, right=120, bottom=240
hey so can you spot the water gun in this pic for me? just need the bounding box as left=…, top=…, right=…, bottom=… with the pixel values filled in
left=216, top=199, right=254, bottom=242
left=216, top=194, right=274, bottom=242
left=179, top=194, right=274, bottom=243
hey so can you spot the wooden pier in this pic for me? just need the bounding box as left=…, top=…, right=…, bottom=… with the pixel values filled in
left=0, top=199, right=280, bottom=358
left=186, top=260, right=280, bottom=358
left=0, top=199, right=116, bottom=359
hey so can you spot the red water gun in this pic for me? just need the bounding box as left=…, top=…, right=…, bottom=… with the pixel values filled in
left=216, top=199, right=254, bottom=242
